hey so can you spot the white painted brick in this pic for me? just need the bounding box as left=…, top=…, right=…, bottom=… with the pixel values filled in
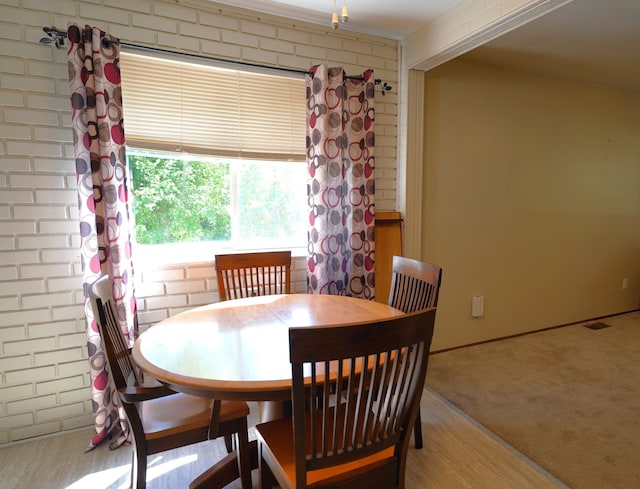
left=137, top=308, right=168, bottom=326
left=242, top=47, right=277, bottom=65
left=178, top=21, right=219, bottom=40
left=0, top=158, right=31, bottom=172
left=131, top=11, right=178, bottom=33
left=6, top=141, right=62, bottom=158
left=34, top=189, right=76, bottom=204
left=22, top=292, right=73, bottom=309
left=200, top=11, right=240, bottom=30
left=4, top=337, right=57, bottom=356
left=38, top=220, right=78, bottom=233
left=58, top=331, right=86, bottom=348
left=5, top=365, right=55, bottom=384
left=296, top=44, right=327, bottom=60
left=0, top=124, right=32, bottom=140
left=32, top=127, right=73, bottom=143
left=34, top=347, right=83, bottom=366
left=277, top=27, right=310, bottom=45
left=0, top=296, right=19, bottom=310
left=145, top=294, right=188, bottom=310
left=0, top=324, right=27, bottom=340
left=27, top=59, right=68, bottom=79
left=0, top=236, right=15, bottom=250
left=11, top=420, right=61, bottom=441
left=0, top=353, right=30, bottom=372
left=28, top=320, right=77, bottom=338
left=134, top=281, right=164, bottom=298
left=141, top=268, right=185, bottom=282
left=241, top=20, right=276, bottom=38
left=1, top=222, right=38, bottom=235
left=20, top=263, right=70, bottom=278
left=58, top=360, right=91, bottom=378
left=107, top=25, right=156, bottom=45
left=0, top=384, right=34, bottom=402
left=61, top=412, right=94, bottom=430
left=41, top=249, right=80, bottom=263
left=0, top=412, right=34, bottom=429
left=0, top=309, right=50, bottom=328
left=0, top=279, right=44, bottom=296
left=0, top=266, right=18, bottom=281
left=7, top=394, right=57, bottom=415
left=222, top=29, right=259, bottom=48
left=1, top=74, right=56, bottom=94
left=156, top=32, right=200, bottom=52
left=59, top=386, right=92, bottom=404
left=105, top=0, right=151, bottom=14
left=0, top=90, right=24, bottom=107
left=185, top=265, right=214, bottom=280
left=187, top=291, right=217, bottom=305
left=51, top=304, right=84, bottom=322
left=18, top=235, right=68, bottom=250
left=0, top=190, right=34, bottom=204
left=13, top=205, right=68, bottom=219
left=46, top=277, right=82, bottom=292
left=10, top=174, right=66, bottom=189
left=23, top=0, right=75, bottom=16
left=165, top=280, right=206, bottom=295
left=78, top=4, right=130, bottom=26
left=154, top=1, right=195, bottom=22
left=201, top=39, right=242, bottom=59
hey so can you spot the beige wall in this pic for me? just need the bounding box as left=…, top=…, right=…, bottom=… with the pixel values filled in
left=422, top=57, right=640, bottom=350
left=0, top=0, right=398, bottom=445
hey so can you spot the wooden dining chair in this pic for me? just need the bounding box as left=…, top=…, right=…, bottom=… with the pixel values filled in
left=215, top=250, right=292, bottom=301
left=387, top=255, right=442, bottom=449
left=88, top=275, right=253, bottom=489
left=255, top=308, right=437, bottom=489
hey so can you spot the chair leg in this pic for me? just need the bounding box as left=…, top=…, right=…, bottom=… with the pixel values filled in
left=224, top=433, right=234, bottom=453
left=236, top=421, right=253, bottom=489
left=413, top=411, right=423, bottom=449
left=132, top=442, right=148, bottom=489
left=259, top=454, right=277, bottom=489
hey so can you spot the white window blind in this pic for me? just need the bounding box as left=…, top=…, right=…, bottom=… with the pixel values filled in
left=119, top=51, right=307, bottom=161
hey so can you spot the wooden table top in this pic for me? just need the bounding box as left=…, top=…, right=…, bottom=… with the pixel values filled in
left=132, top=293, right=403, bottom=401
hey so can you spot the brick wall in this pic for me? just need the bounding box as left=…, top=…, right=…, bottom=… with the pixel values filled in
left=0, top=0, right=398, bottom=445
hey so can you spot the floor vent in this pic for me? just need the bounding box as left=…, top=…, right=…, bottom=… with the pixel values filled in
left=584, top=322, right=611, bottom=330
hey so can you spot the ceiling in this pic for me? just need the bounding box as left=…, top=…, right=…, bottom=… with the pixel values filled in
left=465, top=0, right=640, bottom=93
left=217, top=0, right=640, bottom=93
left=213, top=0, right=462, bottom=40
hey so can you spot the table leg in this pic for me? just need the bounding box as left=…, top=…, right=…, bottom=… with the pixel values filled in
left=259, top=400, right=291, bottom=422
left=189, top=440, right=258, bottom=489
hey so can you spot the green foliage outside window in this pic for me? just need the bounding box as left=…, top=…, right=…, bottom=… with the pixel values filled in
left=128, top=152, right=307, bottom=248
left=128, top=153, right=231, bottom=244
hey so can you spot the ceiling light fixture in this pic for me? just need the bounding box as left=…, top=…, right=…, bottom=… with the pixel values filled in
left=331, top=0, right=348, bottom=30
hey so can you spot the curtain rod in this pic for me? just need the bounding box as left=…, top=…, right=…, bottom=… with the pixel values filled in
left=40, top=26, right=393, bottom=95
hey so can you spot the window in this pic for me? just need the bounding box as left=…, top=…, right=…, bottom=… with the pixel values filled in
left=119, top=51, right=308, bottom=263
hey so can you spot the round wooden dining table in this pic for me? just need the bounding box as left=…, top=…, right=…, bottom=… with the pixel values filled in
left=131, top=293, right=403, bottom=489
left=132, top=293, right=403, bottom=403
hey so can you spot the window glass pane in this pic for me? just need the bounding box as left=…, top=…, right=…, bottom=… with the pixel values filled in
left=236, top=160, right=307, bottom=247
left=128, top=150, right=307, bottom=257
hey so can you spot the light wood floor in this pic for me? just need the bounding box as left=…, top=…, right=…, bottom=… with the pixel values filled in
left=0, top=390, right=568, bottom=489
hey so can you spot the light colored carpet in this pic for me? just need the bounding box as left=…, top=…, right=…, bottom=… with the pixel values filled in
left=425, top=311, right=640, bottom=489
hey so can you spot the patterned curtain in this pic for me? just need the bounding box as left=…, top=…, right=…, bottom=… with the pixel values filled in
left=306, top=65, right=376, bottom=299
left=67, top=24, right=137, bottom=451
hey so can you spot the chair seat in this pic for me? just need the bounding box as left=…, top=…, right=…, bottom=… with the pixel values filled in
left=140, top=393, right=249, bottom=440
left=256, top=414, right=395, bottom=488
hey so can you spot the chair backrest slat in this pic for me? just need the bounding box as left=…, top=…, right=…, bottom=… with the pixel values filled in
left=388, top=256, right=442, bottom=314
left=215, top=251, right=292, bottom=301
left=289, top=308, right=437, bottom=488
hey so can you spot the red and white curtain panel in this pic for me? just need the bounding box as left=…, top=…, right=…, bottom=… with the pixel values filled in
left=67, top=24, right=137, bottom=450
left=305, top=65, right=376, bottom=299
